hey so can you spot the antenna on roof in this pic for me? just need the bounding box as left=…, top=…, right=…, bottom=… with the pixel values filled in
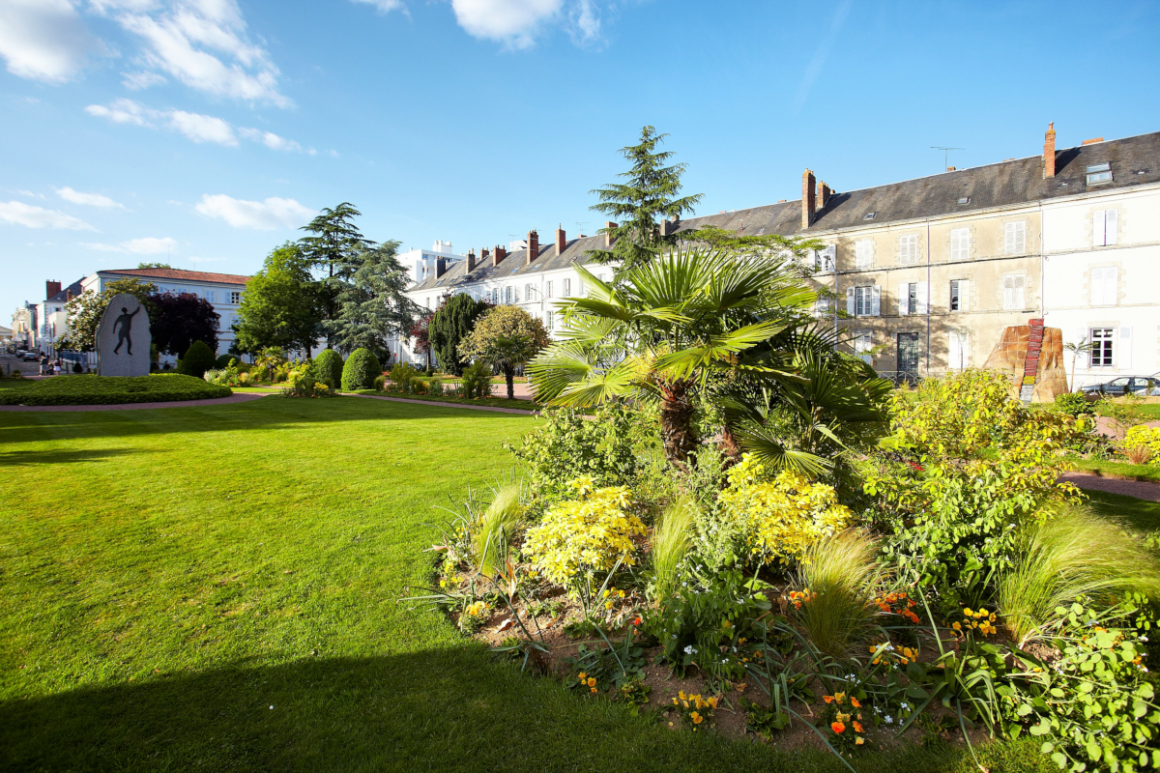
left=931, top=146, right=964, bottom=172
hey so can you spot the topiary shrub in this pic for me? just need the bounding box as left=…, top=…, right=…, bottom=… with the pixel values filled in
left=176, top=340, right=216, bottom=379
left=311, top=349, right=344, bottom=389
left=341, top=348, right=382, bottom=391
left=72, top=362, right=83, bottom=373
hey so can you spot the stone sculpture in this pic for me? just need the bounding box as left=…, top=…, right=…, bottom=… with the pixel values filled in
left=97, top=294, right=151, bottom=377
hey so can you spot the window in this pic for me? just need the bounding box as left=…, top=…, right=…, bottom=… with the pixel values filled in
left=230, top=291, right=241, bottom=304
left=578, top=280, right=586, bottom=297
left=1093, top=210, right=1118, bottom=246
left=1090, top=267, right=1118, bottom=306
left=1086, top=163, right=1112, bottom=185
left=853, top=332, right=872, bottom=364
left=907, top=283, right=917, bottom=315
left=545, top=311, right=554, bottom=331
left=425, top=297, right=430, bottom=309
left=848, top=285, right=878, bottom=317
left=1002, top=275, right=1025, bottom=310
left=525, top=283, right=534, bottom=301
left=854, top=239, right=873, bottom=270
left=1090, top=328, right=1114, bottom=367
left=899, top=234, right=918, bottom=265
left=949, top=279, right=970, bottom=312
left=896, top=282, right=927, bottom=316
left=1004, top=222, right=1026, bottom=255
left=204, top=289, right=216, bottom=303
left=504, top=286, right=513, bottom=304
left=950, top=228, right=970, bottom=260
left=562, top=278, right=571, bottom=296
left=815, top=245, right=836, bottom=272
left=546, top=281, right=553, bottom=299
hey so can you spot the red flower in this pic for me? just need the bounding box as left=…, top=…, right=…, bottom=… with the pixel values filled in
left=831, top=722, right=846, bottom=734
left=632, top=616, right=642, bottom=626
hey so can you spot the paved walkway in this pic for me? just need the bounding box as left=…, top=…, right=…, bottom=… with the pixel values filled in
left=342, top=393, right=538, bottom=415
left=0, top=393, right=270, bottom=412
left=1060, top=472, right=1160, bottom=503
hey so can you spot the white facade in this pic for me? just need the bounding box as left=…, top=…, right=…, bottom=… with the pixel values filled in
left=1042, top=183, right=1160, bottom=388
left=400, top=241, right=467, bottom=285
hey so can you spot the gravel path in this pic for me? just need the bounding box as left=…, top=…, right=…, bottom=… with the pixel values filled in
left=342, top=393, right=538, bottom=415
left=1060, top=472, right=1160, bottom=503
left=0, top=393, right=270, bottom=412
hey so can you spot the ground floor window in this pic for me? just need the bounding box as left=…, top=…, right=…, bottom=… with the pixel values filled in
left=897, top=332, right=921, bottom=373
left=1090, top=327, right=1114, bottom=367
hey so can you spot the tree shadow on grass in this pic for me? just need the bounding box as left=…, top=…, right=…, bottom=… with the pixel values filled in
left=0, top=648, right=1042, bottom=773
left=0, top=447, right=138, bottom=467
left=0, top=396, right=533, bottom=444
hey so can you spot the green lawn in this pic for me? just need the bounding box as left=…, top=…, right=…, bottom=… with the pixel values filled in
left=0, top=397, right=1053, bottom=772
left=1070, top=457, right=1160, bottom=483
left=1082, top=489, right=1160, bottom=533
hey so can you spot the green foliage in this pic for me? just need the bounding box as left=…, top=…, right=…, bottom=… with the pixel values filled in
left=430, top=294, right=492, bottom=376
left=214, top=354, right=234, bottom=369
left=1101, top=394, right=1148, bottom=439
left=387, top=362, right=420, bottom=393
left=1124, top=425, right=1160, bottom=465
left=648, top=497, right=695, bottom=602
left=176, top=340, right=216, bottom=378
left=234, top=242, right=323, bottom=355
left=1053, top=391, right=1092, bottom=418
left=861, top=369, right=1085, bottom=597
left=341, top=348, right=382, bottom=391
left=326, top=241, right=419, bottom=356
left=310, top=349, right=344, bottom=389
left=459, top=306, right=550, bottom=399
left=55, top=278, right=157, bottom=353
left=472, top=483, right=525, bottom=579
left=793, top=530, right=886, bottom=657
left=506, top=403, right=647, bottom=505
left=522, top=477, right=646, bottom=595
left=373, top=374, right=386, bottom=391
left=996, top=509, right=1160, bottom=646
left=0, top=374, right=229, bottom=406
left=586, top=125, right=703, bottom=274
left=280, top=366, right=333, bottom=399
left=459, top=362, right=492, bottom=399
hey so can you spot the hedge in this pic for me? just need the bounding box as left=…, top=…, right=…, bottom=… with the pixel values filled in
left=341, top=348, right=382, bottom=391
left=0, top=374, right=231, bottom=406
left=177, top=341, right=217, bottom=379
left=311, top=349, right=344, bottom=389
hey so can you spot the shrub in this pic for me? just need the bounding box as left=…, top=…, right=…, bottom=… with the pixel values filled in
left=373, top=374, right=386, bottom=391
left=387, top=362, right=420, bottom=393
left=71, top=361, right=83, bottom=374
left=1053, top=391, right=1092, bottom=418
left=522, top=477, right=646, bottom=594
left=471, top=483, right=525, bottom=578
left=176, top=340, right=216, bottom=379
left=649, top=497, right=695, bottom=601
left=793, top=530, right=886, bottom=657
left=717, top=454, right=853, bottom=567
left=506, top=404, right=649, bottom=505
left=311, top=349, right=344, bottom=389
left=341, top=348, right=382, bottom=391
left=214, top=354, right=234, bottom=369
left=1123, top=425, right=1160, bottom=466
left=996, top=509, right=1160, bottom=646
left=460, top=362, right=492, bottom=399
left=0, top=374, right=229, bottom=406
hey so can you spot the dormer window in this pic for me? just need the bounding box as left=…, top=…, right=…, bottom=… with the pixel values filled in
left=1086, top=163, right=1112, bottom=185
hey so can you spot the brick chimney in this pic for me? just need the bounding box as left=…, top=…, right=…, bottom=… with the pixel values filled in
left=475, top=248, right=488, bottom=272
left=526, top=230, right=540, bottom=265
left=555, top=224, right=566, bottom=256
left=816, top=180, right=831, bottom=209
left=435, top=257, right=448, bottom=278
left=802, top=169, right=817, bottom=229
left=493, top=245, right=507, bottom=266
left=946, top=166, right=956, bottom=172
left=1081, top=137, right=1104, bottom=146
left=604, top=221, right=617, bottom=248
left=1043, top=122, right=1057, bottom=178
left=466, top=249, right=478, bottom=273
left=46, top=280, right=62, bottom=299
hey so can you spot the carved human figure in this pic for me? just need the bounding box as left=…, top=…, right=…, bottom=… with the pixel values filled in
left=112, top=306, right=141, bottom=356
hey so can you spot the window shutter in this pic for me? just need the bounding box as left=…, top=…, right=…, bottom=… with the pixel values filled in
left=821, top=245, right=836, bottom=271
left=871, top=286, right=881, bottom=316
left=846, top=287, right=855, bottom=315
left=1105, top=267, right=1118, bottom=305
left=1004, top=223, right=1015, bottom=255
left=959, top=279, right=970, bottom=312
left=1093, top=211, right=1106, bottom=246
left=1118, top=327, right=1132, bottom=369
left=897, top=282, right=909, bottom=316
left=1105, top=209, right=1118, bottom=245
left=1014, top=275, right=1025, bottom=308
left=917, top=282, right=928, bottom=315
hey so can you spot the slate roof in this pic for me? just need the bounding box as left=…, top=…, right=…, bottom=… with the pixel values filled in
left=46, top=279, right=84, bottom=304
left=101, top=268, right=252, bottom=285
left=410, top=132, right=1158, bottom=292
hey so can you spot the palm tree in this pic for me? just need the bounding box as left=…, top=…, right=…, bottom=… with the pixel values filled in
left=1063, top=336, right=1097, bottom=393
left=480, top=334, right=537, bottom=400
left=528, top=248, right=824, bottom=465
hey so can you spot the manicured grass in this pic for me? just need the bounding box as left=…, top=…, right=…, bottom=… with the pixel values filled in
left=350, top=388, right=539, bottom=411
left=0, top=397, right=1053, bottom=773
left=1070, top=456, right=1160, bottom=483
left=1099, top=401, right=1160, bottom=421
left=1082, top=489, right=1160, bottom=533
left=0, top=374, right=229, bottom=405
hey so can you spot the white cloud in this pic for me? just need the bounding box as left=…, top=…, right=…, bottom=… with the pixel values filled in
left=108, top=0, right=290, bottom=106
left=195, top=194, right=312, bottom=230
left=86, top=97, right=153, bottom=126
left=351, top=0, right=407, bottom=14
left=167, top=108, right=236, bottom=144
left=16, top=189, right=46, bottom=199
left=83, top=236, right=177, bottom=254
left=54, top=186, right=126, bottom=209
left=239, top=127, right=301, bottom=152
left=567, top=0, right=600, bottom=45
left=0, top=0, right=97, bottom=82
left=122, top=69, right=167, bottom=89
left=0, top=201, right=96, bottom=231
left=450, top=0, right=561, bottom=48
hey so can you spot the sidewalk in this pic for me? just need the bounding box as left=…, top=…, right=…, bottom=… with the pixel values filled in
left=1060, top=472, right=1160, bottom=503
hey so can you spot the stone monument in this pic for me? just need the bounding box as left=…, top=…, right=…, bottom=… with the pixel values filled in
left=96, top=294, right=151, bottom=377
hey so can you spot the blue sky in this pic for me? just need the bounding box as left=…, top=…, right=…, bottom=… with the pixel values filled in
left=2, top=0, right=1157, bottom=319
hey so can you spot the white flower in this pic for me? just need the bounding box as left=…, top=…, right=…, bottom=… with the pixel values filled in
left=1141, top=635, right=1149, bottom=642
left=900, top=702, right=910, bottom=710
left=684, top=645, right=698, bottom=655
left=885, top=715, right=893, bottom=724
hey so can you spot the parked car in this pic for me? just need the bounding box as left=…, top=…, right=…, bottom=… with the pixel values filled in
left=1081, top=376, right=1160, bottom=399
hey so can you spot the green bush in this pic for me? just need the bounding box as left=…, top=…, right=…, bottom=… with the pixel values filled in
left=214, top=354, right=234, bottom=369
left=387, top=362, right=420, bottom=394
left=0, top=374, right=230, bottom=406
left=311, top=349, right=344, bottom=389
left=793, top=529, right=885, bottom=657
left=1053, top=391, right=1092, bottom=418
left=460, top=362, right=492, bottom=399
left=341, top=348, right=382, bottom=391
left=176, top=340, right=216, bottom=379
left=373, top=374, right=386, bottom=391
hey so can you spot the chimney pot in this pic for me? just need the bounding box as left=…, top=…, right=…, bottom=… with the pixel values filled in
left=802, top=169, right=817, bottom=229
left=555, top=224, right=566, bottom=256
left=467, top=249, right=479, bottom=273
left=604, top=221, right=617, bottom=248
left=1043, top=122, right=1057, bottom=179
left=526, top=230, right=540, bottom=265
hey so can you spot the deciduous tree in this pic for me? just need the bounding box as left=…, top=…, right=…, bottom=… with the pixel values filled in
left=151, top=291, right=220, bottom=356
left=459, top=305, right=550, bottom=399
left=234, top=243, right=323, bottom=356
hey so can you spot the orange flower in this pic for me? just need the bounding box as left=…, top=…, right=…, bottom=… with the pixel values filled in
left=853, top=721, right=864, bottom=733
left=855, top=736, right=865, bottom=746
left=850, top=697, right=861, bottom=709
left=823, top=695, right=834, bottom=704
left=831, top=722, right=846, bottom=734
left=587, top=678, right=596, bottom=688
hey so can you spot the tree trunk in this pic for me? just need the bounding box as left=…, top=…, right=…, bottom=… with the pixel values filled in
left=719, top=423, right=743, bottom=464
left=504, top=367, right=515, bottom=400
left=659, top=379, right=697, bottom=466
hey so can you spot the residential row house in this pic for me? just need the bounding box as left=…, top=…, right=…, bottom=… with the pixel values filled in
left=402, top=126, right=1158, bottom=389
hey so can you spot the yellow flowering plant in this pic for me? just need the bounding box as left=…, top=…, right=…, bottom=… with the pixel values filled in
left=458, top=600, right=491, bottom=633
left=522, top=477, right=646, bottom=595
left=669, top=690, right=717, bottom=731
left=1123, top=425, right=1160, bottom=466
left=718, top=455, right=853, bottom=566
